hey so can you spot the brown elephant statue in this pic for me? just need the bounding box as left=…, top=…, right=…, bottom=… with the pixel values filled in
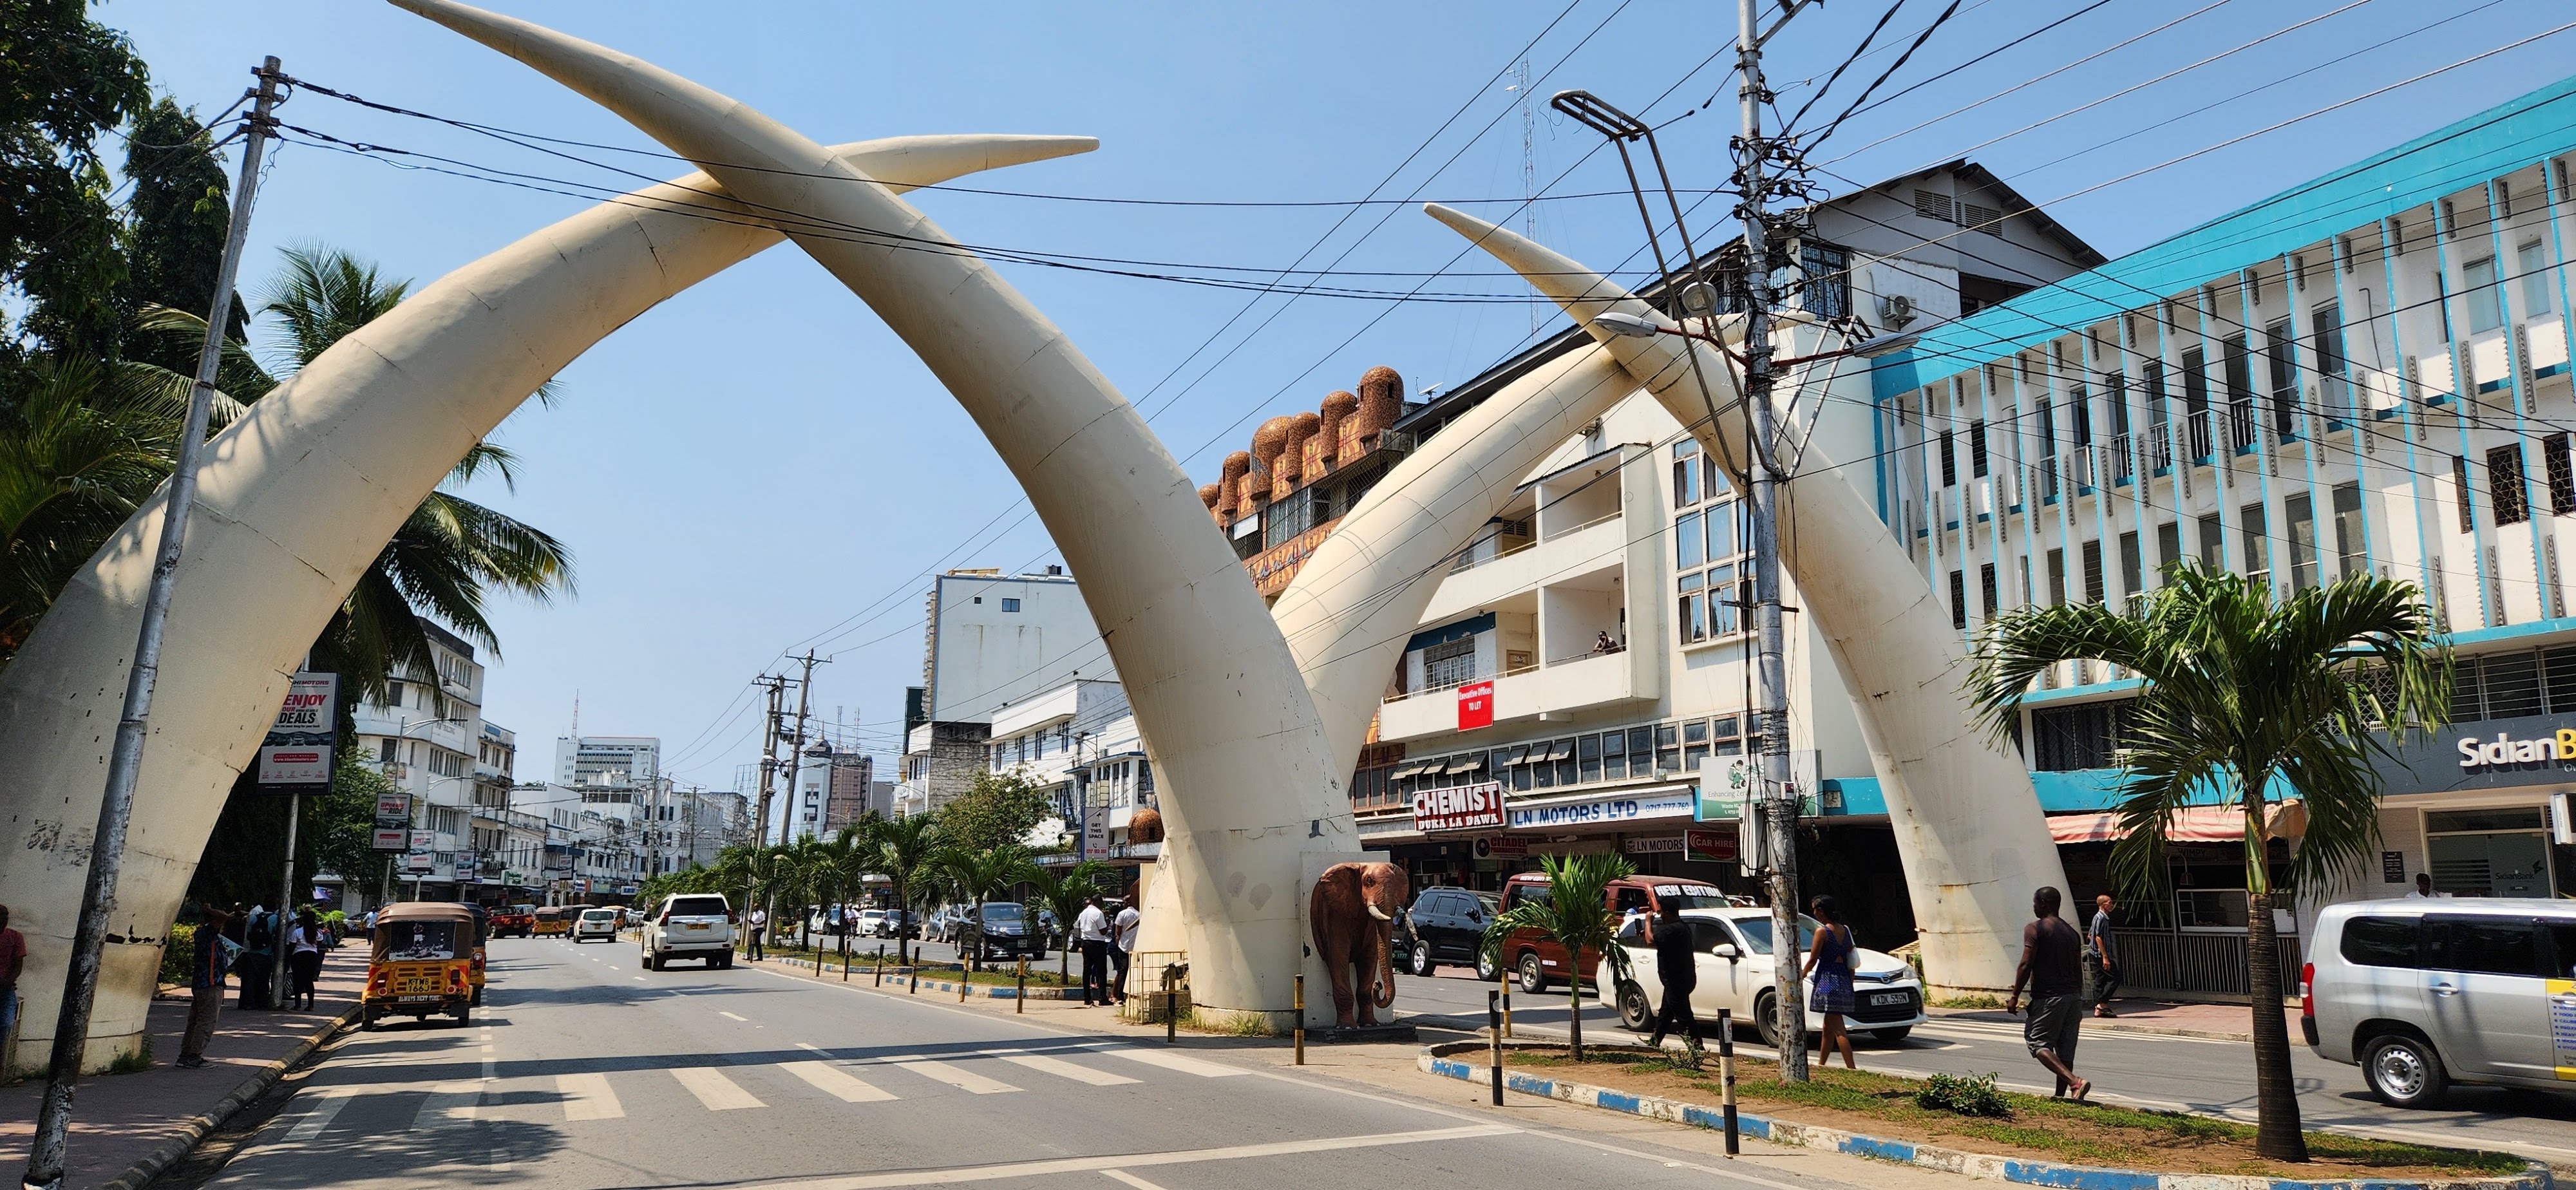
left=1309, top=861, right=1406, bottom=1028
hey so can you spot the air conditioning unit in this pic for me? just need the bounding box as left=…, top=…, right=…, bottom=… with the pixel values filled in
left=1879, top=294, right=1916, bottom=330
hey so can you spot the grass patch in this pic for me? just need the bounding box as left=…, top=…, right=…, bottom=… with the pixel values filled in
left=106, top=1036, right=152, bottom=1075
left=1931, top=992, right=2006, bottom=1010
left=1491, top=1046, right=2523, bottom=1178
left=1182, top=1007, right=1278, bottom=1037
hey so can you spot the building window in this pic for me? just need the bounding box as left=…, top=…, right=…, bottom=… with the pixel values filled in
left=2490, top=444, right=2531, bottom=526
left=2196, top=515, right=2223, bottom=573
left=1673, top=442, right=1746, bottom=648
left=2046, top=549, right=2066, bottom=607
left=1677, top=572, right=1707, bottom=644
left=1979, top=563, right=1998, bottom=619
left=2082, top=540, right=2105, bottom=605
left=1969, top=419, right=1989, bottom=478
left=2240, top=502, right=2269, bottom=580
left=1672, top=440, right=1701, bottom=507
left=1423, top=638, right=1477, bottom=688
left=2465, top=256, right=2503, bottom=334
left=2263, top=319, right=2297, bottom=438
left=2155, top=521, right=2179, bottom=578
left=2453, top=456, right=2476, bottom=534
left=2333, top=482, right=2366, bottom=578
left=1001, top=598, right=1021, bottom=612
left=1798, top=242, right=1850, bottom=320
left=1949, top=569, right=1967, bottom=630
left=2310, top=301, right=2347, bottom=412
left=2518, top=240, right=2554, bottom=317
left=2544, top=435, right=2576, bottom=515
left=2032, top=698, right=2134, bottom=771
left=1937, top=428, right=1957, bottom=487
left=2285, top=493, right=2318, bottom=591
left=2118, top=532, right=2141, bottom=600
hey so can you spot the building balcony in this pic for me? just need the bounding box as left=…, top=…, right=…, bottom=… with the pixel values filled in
left=1375, top=648, right=1640, bottom=743
left=1421, top=510, right=1625, bottom=625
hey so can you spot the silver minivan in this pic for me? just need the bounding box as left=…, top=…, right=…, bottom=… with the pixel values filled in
left=2303, top=898, right=2576, bottom=1107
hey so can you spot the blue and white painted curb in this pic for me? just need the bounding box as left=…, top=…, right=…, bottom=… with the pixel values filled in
left=1420, top=1043, right=2548, bottom=1190
left=766, top=956, right=1081, bottom=999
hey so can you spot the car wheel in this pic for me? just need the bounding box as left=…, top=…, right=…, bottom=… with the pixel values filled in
left=471, top=987, right=484, bottom=1006
left=1616, top=982, right=1653, bottom=1032
left=1516, top=951, right=1550, bottom=995
left=1752, top=992, right=1784, bottom=1050
left=2363, top=1033, right=2449, bottom=1108
left=1870, top=1026, right=1911, bottom=1045
left=361, top=1008, right=379, bottom=1031
left=719, top=952, right=734, bottom=969
left=1473, top=950, right=1501, bottom=982
left=1408, top=944, right=1435, bottom=978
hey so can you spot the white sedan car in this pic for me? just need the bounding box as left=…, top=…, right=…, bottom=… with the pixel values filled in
left=1595, top=907, right=1927, bottom=1046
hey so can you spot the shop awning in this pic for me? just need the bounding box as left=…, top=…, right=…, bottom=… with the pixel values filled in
left=2046, top=804, right=2307, bottom=844
left=1504, top=746, right=1532, bottom=766
left=1450, top=755, right=1486, bottom=773
left=1390, top=763, right=1426, bottom=780
left=1547, top=741, right=1575, bottom=762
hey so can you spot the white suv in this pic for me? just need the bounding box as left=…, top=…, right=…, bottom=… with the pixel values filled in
left=573, top=907, right=620, bottom=943
left=2304, top=898, right=2576, bottom=1107
left=1595, top=907, right=1927, bottom=1046
left=643, top=894, right=737, bottom=970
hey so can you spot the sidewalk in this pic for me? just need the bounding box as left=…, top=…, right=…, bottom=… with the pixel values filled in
left=1929, top=997, right=2295, bottom=1043
left=0, top=962, right=363, bottom=1190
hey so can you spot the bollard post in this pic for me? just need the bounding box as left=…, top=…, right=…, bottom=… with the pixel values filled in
left=1293, top=974, right=1305, bottom=1065
left=1163, top=967, right=1178, bottom=1044
left=960, top=961, right=970, bottom=1002
left=1016, top=958, right=1027, bottom=1014
left=1499, top=970, right=1512, bottom=1039
left=1486, top=990, right=1504, bottom=1106
left=843, top=945, right=851, bottom=981
left=1718, top=1007, right=1738, bottom=1157
left=875, top=944, right=885, bottom=987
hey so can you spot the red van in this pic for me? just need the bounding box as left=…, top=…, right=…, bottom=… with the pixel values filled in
left=1495, top=872, right=1739, bottom=992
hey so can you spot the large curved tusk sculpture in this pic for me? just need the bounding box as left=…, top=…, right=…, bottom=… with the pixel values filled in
left=0, top=133, right=1095, bottom=1067
left=390, top=0, right=1359, bottom=1019
left=1426, top=204, right=2067, bottom=991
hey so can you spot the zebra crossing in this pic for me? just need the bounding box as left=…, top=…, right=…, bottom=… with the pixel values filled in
left=281, top=1043, right=1239, bottom=1135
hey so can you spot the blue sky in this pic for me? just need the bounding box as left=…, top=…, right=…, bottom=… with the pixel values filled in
left=104, top=0, right=2576, bottom=791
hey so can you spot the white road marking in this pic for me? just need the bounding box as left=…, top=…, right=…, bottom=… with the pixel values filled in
left=781, top=1061, right=898, bottom=1102
left=1084, top=1045, right=1244, bottom=1078
left=482, top=1057, right=497, bottom=1082
left=880, top=1056, right=1020, bottom=1095
left=672, top=1066, right=767, bottom=1110
left=281, top=1088, right=355, bottom=1141
left=1101, top=1172, right=1168, bottom=1190
left=558, top=1072, right=624, bottom=1120
left=632, top=976, right=648, bottom=983
left=719, top=1010, right=749, bottom=1021
left=746, top=1124, right=1513, bottom=1189
left=411, top=1082, right=480, bottom=1129
left=987, top=1050, right=1138, bottom=1086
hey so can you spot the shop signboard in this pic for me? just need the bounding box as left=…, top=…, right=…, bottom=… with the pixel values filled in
left=374, top=792, right=411, bottom=829
left=1414, top=781, right=1504, bottom=833
left=254, top=672, right=338, bottom=793
left=1472, top=835, right=1528, bottom=860
left=1506, top=786, right=1696, bottom=831
left=1081, top=802, right=1110, bottom=862
left=1685, top=825, right=1739, bottom=863
left=402, top=851, right=434, bottom=873
left=1456, top=680, right=1495, bottom=730
left=409, top=829, right=436, bottom=850
left=1622, top=835, right=1683, bottom=855
left=371, top=827, right=406, bottom=852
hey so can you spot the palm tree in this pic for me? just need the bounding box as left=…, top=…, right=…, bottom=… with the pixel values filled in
left=813, top=826, right=876, bottom=965
left=865, top=813, right=942, bottom=967
left=1023, top=860, right=1113, bottom=984
left=937, top=843, right=1037, bottom=974
left=1965, top=564, right=2447, bottom=1162
left=1480, top=851, right=1636, bottom=1060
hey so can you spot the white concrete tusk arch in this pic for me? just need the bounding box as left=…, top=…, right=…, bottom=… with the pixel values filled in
left=388, top=0, right=1359, bottom=1020
left=0, top=132, right=1095, bottom=1068
left=1423, top=203, right=2069, bottom=992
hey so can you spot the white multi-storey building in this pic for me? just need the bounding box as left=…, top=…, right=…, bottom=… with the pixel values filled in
left=352, top=618, right=492, bottom=902
left=985, top=677, right=1151, bottom=862
left=895, top=567, right=1110, bottom=818
left=553, top=735, right=659, bottom=825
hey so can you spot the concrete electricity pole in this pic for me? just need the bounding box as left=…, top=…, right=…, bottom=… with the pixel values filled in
left=750, top=675, right=788, bottom=859
left=24, top=59, right=284, bottom=1190
left=779, top=650, right=825, bottom=846
left=1738, top=0, right=1810, bottom=1082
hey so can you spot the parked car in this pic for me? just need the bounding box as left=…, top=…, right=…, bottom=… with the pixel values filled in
left=643, top=893, right=735, bottom=970
left=1495, top=873, right=1746, bottom=993
left=2303, top=898, right=2576, bottom=1108
left=573, top=906, right=620, bottom=943
left=489, top=905, right=535, bottom=939
left=1394, top=887, right=1501, bottom=979
left=876, top=909, right=917, bottom=940
left=855, top=908, right=888, bottom=938
left=1593, top=907, right=1926, bottom=1046
left=961, top=902, right=1043, bottom=961
left=926, top=907, right=964, bottom=945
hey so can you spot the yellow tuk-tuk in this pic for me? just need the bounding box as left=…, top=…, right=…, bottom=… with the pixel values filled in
left=363, top=902, right=475, bottom=1029
left=532, top=906, right=569, bottom=938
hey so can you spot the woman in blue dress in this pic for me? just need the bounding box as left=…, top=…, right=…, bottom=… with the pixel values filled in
left=1801, top=894, right=1859, bottom=1069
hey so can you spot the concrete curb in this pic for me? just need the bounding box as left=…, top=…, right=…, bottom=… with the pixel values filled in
left=1927, top=1007, right=2257, bottom=1044
left=761, top=956, right=1083, bottom=1000
left=97, top=1002, right=360, bottom=1190
left=1418, top=1042, right=2549, bottom=1190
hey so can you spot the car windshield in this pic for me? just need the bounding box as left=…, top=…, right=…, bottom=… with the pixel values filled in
left=580, top=910, right=616, bottom=921
left=1728, top=914, right=1822, bottom=956
left=981, top=904, right=1023, bottom=921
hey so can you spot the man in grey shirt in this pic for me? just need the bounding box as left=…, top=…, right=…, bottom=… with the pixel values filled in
left=2006, top=886, right=2091, bottom=1101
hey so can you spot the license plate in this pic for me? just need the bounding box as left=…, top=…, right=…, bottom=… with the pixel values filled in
left=687, top=923, right=710, bottom=931
left=1870, top=992, right=1908, bottom=1006
left=397, top=978, right=443, bottom=994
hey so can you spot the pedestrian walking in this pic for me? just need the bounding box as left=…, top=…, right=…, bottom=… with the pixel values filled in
left=1802, top=894, right=1859, bottom=1070
left=287, top=909, right=325, bottom=1010
left=362, top=907, right=378, bottom=934
left=746, top=906, right=768, bottom=961
left=2087, top=893, right=2122, bottom=1017
left=237, top=903, right=277, bottom=1010
left=2005, top=886, right=2090, bottom=1100
left=1642, top=900, right=1698, bottom=1061
left=0, top=903, right=25, bottom=1080
left=1074, top=896, right=1112, bottom=1006
left=1110, top=898, right=1141, bottom=1005
left=180, top=902, right=233, bottom=1068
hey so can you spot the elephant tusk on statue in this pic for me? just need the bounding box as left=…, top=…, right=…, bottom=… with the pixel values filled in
left=1309, top=861, right=1405, bottom=1027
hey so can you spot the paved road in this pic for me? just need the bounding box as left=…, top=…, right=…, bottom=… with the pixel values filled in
left=1385, top=965, right=2576, bottom=1167
left=191, top=936, right=1886, bottom=1189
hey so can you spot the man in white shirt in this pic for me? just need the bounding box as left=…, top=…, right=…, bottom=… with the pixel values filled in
left=1109, top=899, right=1142, bottom=1006
left=2403, top=873, right=2447, bottom=900
left=1074, top=897, right=1112, bottom=1006
left=746, top=907, right=769, bottom=961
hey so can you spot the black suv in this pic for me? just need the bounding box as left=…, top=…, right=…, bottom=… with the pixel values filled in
left=1395, top=887, right=1501, bottom=979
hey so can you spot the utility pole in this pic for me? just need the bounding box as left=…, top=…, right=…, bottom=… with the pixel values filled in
left=751, top=675, right=788, bottom=856
left=24, top=59, right=284, bottom=1190
left=779, top=650, right=824, bottom=846
left=1736, top=0, right=1808, bottom=1082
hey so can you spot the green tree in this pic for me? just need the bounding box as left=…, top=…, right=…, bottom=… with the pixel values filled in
left=936, top=842, right=1036, bottom=972
left=864, top=813, right=942, bottom=967
left=0, top=0, right=153, bottom=363
left=117, top=98, right=244, bottom=357
left=1022, top=859, right=1113, bottom=983
left=1965, top=564, right=2447, bottom=1162
left=939, top=768, right=1056, bottom=854
left=1480, top=851, right=1634, bottom=1061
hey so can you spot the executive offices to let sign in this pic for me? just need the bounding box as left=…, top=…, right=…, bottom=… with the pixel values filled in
left=256, top=672, right=339, bottom=794
left=1456, top=680, right=1494, bottom=731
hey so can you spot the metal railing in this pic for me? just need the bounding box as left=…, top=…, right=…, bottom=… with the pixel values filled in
left=2105, top=928, right=2302, bottom=1000
left=2109, top=434, right=2135, bottom=484
left=2185, top=409, right=2215, bottom=460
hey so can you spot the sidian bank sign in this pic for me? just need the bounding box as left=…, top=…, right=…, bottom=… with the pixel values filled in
left=2457, top=728, right=2576, bottom=770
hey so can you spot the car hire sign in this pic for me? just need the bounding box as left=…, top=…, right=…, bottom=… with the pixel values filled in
left=1456, top=680, right=1495, bottom=730
left=255, top=672, right=339, bottom=794
left=1413, top=780, right=1504, bottom=833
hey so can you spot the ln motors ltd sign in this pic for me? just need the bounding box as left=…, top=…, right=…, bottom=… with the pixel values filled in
left=1414, top=781, right=1505, bottom=833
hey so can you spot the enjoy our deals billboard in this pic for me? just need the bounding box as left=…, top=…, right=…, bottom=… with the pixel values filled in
left=256, top=672, right=339, bottom=794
